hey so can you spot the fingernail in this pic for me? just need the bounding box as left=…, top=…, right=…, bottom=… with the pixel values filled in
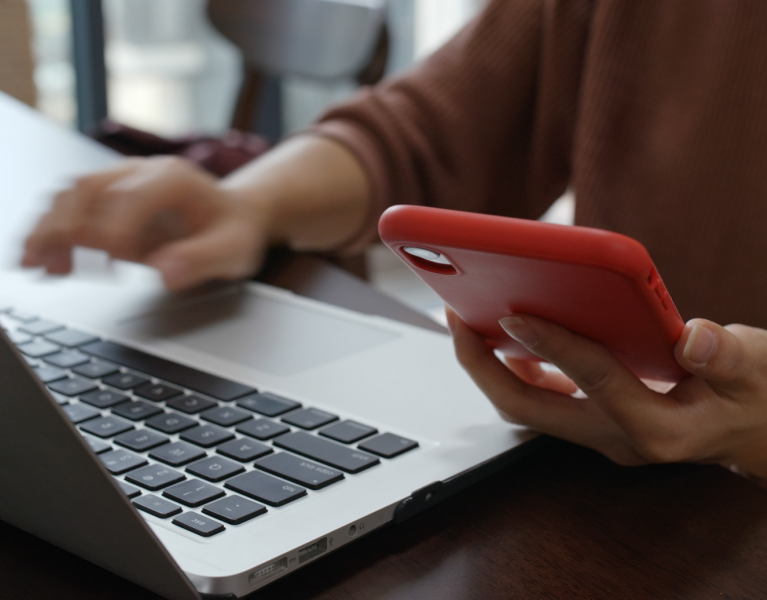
left=684, top=324, right=717, bottom=365
left=499, top=316, right=539, bottom=347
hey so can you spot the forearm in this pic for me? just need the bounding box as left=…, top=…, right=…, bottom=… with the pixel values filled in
left=220, top=134, right=371, bottom=254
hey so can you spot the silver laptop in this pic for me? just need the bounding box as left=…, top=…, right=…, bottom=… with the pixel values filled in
left=0, top=92, right=535, bottom=599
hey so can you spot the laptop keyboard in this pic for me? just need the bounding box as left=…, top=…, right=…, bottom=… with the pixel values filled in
left=1, top=306, right=419, bottom=538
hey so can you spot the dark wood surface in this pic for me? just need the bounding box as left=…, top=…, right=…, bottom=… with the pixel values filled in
left=3, top=254, right=767, bottom=599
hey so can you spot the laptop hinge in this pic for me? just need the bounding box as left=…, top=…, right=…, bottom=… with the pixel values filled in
left=392, top=435, right=552, bottom=524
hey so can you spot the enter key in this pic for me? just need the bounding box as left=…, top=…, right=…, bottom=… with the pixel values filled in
left=273, top=431, right=380, bottom=474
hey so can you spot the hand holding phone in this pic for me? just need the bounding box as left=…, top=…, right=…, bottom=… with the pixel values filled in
left=379, top=205, right=688, bottom=382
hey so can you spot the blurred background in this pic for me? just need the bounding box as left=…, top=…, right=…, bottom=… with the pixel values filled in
left=27, top=0, right=487, bottom=136
left=17, top=0, right=572, bottom=323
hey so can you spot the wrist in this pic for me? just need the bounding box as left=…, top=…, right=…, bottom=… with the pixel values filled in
left=217, top=181, right=286, bottom=247
left=218, top=134, right=370, bottom=254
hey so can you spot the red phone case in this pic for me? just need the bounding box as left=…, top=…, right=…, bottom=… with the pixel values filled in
left=379, top=205, right=688, bottom=382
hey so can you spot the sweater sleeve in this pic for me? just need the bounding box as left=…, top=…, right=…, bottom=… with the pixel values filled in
left=311, top=0, right=594, bottom=253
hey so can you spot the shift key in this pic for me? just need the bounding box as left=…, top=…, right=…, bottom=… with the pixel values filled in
left=255, top=452, right=343, bottom=490
left=273, top=431, right=379, bottom=474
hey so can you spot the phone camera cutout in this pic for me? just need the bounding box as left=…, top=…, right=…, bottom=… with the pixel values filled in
left=401, top=247, right=458, bottom=275
left=403, top=247, right=452, bottom=265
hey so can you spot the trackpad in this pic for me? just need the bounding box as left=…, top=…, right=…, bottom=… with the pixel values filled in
left=120, top=287, right=398, bottom=377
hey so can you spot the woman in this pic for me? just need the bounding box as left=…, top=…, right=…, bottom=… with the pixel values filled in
left=23, top=0, right=767, bottom=479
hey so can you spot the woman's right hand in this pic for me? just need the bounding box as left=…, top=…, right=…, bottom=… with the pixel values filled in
left=22, top=156, right=275, bottom=290
left=21, top=136, right=371, bottom=291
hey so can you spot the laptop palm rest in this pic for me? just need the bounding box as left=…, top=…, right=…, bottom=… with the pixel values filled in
left=118, top=286, right=398, bottom=377
left=0, top=330, right=200, bottom=600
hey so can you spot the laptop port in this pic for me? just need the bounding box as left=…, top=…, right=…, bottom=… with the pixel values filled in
left=298, top=537, right=328, bottom=564
left=248, top=557, right=288, bottom=586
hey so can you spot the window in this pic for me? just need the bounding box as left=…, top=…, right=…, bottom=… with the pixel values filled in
left=27, top=0, right=485, bottom=136
left=27, top=0, right=76, bottom=126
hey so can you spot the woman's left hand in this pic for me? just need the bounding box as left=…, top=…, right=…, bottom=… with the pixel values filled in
left=446, top=308, right=767, bottom=477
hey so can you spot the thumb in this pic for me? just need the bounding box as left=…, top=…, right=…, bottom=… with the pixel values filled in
left=675, top=319, right=763, bottom=388
left=145, top=220, right=263, bottom=290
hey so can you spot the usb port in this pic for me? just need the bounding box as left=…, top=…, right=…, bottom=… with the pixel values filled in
left=299, top=537, right=328, bottom=564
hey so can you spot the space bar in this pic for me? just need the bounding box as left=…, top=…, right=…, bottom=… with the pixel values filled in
left=80, top=341, right=255, bottom=401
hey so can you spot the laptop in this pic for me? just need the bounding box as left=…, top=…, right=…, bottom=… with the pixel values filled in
left=0, top=92, right=536, bottom=599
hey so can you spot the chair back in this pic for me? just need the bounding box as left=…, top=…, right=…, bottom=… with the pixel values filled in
left=208, top=0, right=386, bottom=80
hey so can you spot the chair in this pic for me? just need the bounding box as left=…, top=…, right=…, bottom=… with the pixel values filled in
left=208, top=0, right=389, bottom=132
left=207, top=0, right=389, bottom=279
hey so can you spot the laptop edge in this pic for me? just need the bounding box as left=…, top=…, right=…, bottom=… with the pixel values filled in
left=0, top=326, right=201, bottom=600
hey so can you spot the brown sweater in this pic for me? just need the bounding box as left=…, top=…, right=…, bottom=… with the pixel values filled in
left=314, top=0, right=767, bottom=329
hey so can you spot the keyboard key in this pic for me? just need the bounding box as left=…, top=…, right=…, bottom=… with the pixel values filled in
left=236, top=418, right=290, bottom=441
left=48, top=377, right=98, bottom=396
left=255, top=452, right=343, bottom=490
left=172, top=512, right=225, bottom=537
left=18, top=340, right=60, bottom=358
left=33, top=365, right=67, bottom=383
left=72, top=360, right=119, bottom=379
left=225, top=471, right=306, bottom=507
left=102, top=372, right=149, bottom=390
left=203, top=495, right=266, bottom=525
left=134, top=494, right=182, bottom=518
left=200, top=406, right=252, bottom=427
left=319, top=420, right=378, bottom=444
left=166, top=395, right=216, bottom=414
left=99, top=449, right=148, bottom=475
left=217, top=438, right=272, bottom=462
left=82, top=434, right=111, bottom=454
left=118, top=481, right=142, bottom=498
left=125, top=464, right=185, bottom=491
left=186, top=456, right=244, bottom=482
left=237, top=392, right=300, bottom=417
left=62, top=403, right=100, bottom=424
left=115, top=429, right=170, bottom=452
left=8, top=330, right=32, bottom=345
left=163, top=479, right=225, bottom=507
left=79, top=389, right=129, bottom=409
left=149, top=441, right=207, bottom=467
left=111, top=400, right=163, bottom=421
left=145, top=412, right=197, bottom=434
left=79, top=415, right=134, bottom=438
left=19, top=320, right=64, bottom=336
left=81, top=340, right=255, bottom=401
left=281, top=407, right=338, bottom=430
left=359, top=433, right=419, bottom=458
left=43, top=350, right=90, bottom=369
left=44, top=329, right=99, bottom=348
left=134, top=382, right=183, bottom=402
left=274, top=431, right=379, bottom=474
left=180, top=425, right=234, bottom=448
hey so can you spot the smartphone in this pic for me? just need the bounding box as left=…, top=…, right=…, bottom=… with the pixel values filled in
left=378, top=205, right=688, bottom=382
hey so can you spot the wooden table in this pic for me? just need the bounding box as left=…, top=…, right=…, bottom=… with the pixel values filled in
left=3, top=254, right=767, bottom=599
